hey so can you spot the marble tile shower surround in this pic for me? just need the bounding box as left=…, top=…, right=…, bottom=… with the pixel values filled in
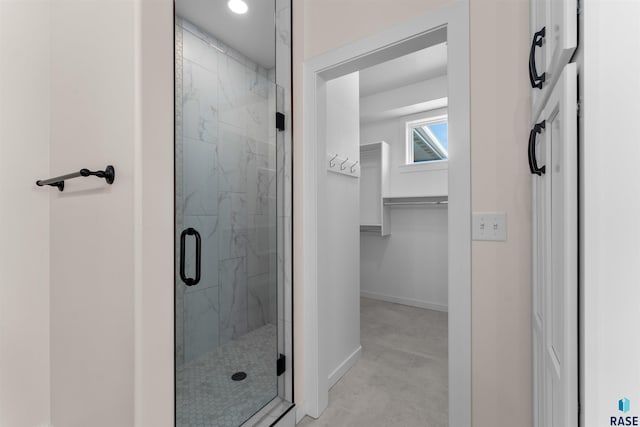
left=175, top=17, right=280, bottom=366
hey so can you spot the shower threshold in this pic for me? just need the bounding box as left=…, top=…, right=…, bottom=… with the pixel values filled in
left=240, top=397, right=294, bottom=427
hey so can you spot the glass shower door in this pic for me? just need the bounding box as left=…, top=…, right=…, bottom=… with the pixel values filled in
left=174, top=1, right=280, bottom=425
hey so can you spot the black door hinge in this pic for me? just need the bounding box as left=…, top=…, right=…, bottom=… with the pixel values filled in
left=276, top=112, right=285, bottom=132
left=277, top=353, right=286, bottom=376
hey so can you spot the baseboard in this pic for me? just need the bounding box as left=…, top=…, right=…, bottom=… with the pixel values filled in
left=295, top=404, right=307, bottom=423
left=361, top=290, right=448, bottom=312
left=327, top=346, right=362, bottom=390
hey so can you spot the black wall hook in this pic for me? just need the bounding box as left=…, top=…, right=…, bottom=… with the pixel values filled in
left=36, top=165, right=115, bottom=191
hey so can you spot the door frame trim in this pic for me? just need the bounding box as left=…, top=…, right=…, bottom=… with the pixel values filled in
left=300, top=1, right=471, bottom=425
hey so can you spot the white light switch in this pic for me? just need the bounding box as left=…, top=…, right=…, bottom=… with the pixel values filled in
left=472, top=212, right=507, bottom=241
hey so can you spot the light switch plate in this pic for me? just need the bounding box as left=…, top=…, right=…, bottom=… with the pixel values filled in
left=472, top=212, right=507, bottom=241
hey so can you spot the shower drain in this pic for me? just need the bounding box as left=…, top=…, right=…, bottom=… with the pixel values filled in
left=231, top=371, right=247, bottom=381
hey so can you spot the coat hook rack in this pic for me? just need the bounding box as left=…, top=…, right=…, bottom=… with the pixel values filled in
left=326, top=153, right=359, bottom=178
left=36, top=165, right=115, bottom=192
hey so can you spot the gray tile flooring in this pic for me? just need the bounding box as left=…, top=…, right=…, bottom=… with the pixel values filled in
left=298, top=298, right=448, bottom=427
left=176, top=324, right=279, bottom=427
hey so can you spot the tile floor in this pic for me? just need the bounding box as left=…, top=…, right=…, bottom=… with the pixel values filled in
left=176, top=324, right=279, bottom=427
left=298, top=298, right=448, bottom=427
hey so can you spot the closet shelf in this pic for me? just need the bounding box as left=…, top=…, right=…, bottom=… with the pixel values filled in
left=360, top=224, right=382, bottom=233
left=383, top=195, right=448, bottom=207
left=359, top=141, right=390, bottom=236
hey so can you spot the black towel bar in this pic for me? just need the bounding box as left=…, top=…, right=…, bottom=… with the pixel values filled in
left=36, top=165, right=115, bottom=191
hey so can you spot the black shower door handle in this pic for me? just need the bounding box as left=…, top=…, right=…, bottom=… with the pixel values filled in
left=528, top=121, right=546, bottom=176
left=180, top=227, right=201, bottom=286
left=529, top=27, right=546, bottom=89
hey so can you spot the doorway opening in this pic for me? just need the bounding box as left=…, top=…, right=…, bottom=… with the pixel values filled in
left=301, top=3, right=470, bottom=426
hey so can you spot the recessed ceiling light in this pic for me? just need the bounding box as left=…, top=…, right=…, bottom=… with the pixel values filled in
left=228, top=0, right=248, bottom=14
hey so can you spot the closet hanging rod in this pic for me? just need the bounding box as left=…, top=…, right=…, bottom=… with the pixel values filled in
left=383, top=201, right=448, bottom=206
left=36, top=165, right=115, bottom=192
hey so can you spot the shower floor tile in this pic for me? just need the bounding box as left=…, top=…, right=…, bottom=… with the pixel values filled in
left=176, top=324, right=278, bottom=427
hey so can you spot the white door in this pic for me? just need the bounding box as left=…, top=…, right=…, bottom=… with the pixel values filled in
left=530, top=0, right=578, bottom=121
left=530, top=62, right=578, bottom=427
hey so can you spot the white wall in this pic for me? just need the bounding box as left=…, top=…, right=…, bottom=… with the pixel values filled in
left=582, top=1, right=640, bottom=425
left=49, top=1, right=136, bottom=425
left=319, top=73, right=361, bottom=387
left=360, top=206, right=448, bottom=311
left=469, top=0, right=531, bottom=424
left=0, top=1, right=174, bottom=425
left=0, top=1, right=51, bottom=426
left=136, top=0, right=175, bottom=424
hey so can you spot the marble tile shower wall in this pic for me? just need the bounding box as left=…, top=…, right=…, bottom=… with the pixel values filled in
left=176, top=18, right=278, bottom=366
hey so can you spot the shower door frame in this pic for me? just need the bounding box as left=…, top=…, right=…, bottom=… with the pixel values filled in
left=171, top=0, right=295, bottom=424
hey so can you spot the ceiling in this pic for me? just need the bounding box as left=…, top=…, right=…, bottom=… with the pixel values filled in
left=360, top=97, right=449, bottom=124
left=176, top=0, right=276, bottom=69
left=359, top=42, right=448, bottom=98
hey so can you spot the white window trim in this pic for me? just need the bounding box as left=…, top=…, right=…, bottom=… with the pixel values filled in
left=399, top=159, right=448, bottom=173
left=405, top=114, right=449, bottom=165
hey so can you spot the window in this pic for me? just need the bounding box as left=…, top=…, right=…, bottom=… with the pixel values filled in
left=406, top=116, right=449, bottom=164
